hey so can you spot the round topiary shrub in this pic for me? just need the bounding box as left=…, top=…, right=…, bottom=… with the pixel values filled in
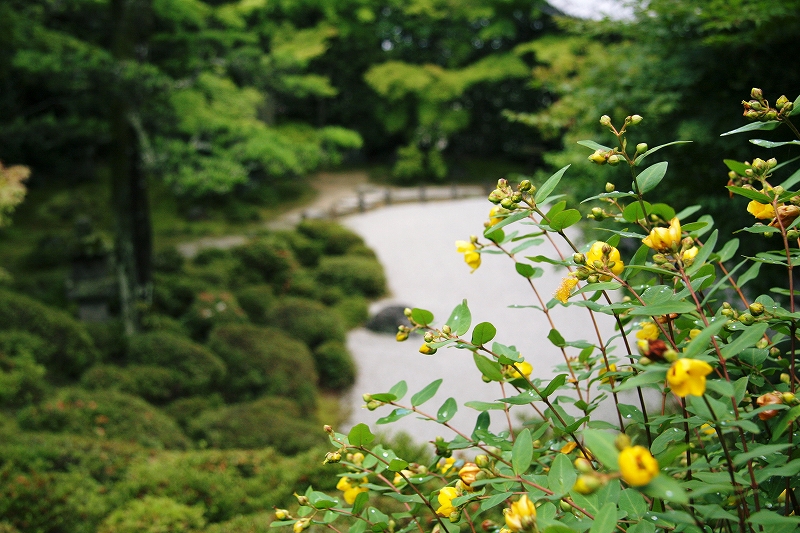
left=204, top=513, right=273, bottom=533
left=82, top=364, right=183, bottom=404
left=297, top=220, right=365, bottom=255
left=0, top=331, right=48, bottom=406
left=127, top=331, right=226, bottom=394
left=189, top=397, right=327, bottom=454
left=313, top=340, right=356, bottom=391
left=316, top=255, right=387, bottom=298
left=234, top=284, right=275, bottom=325
left=17, top=388, right=189, bottom=449
left=181, top=290, right=248, bottom=341
left=80, top=364, right=135, bottom=392
left=0, top=289, right=98, bottom=378
left=152, top=273, right=209, bottom=318
left=269, top=297, right=345, bottom=349
left=333, top=295, right=370, bottom=328
left=231, top=237, right=295, bottom=287
left=84, top=319, right=127, bottom=363
left=206, top=324, right=317, bottom=407
left=97, top=496, right=205, bottom=533
left=275, top=230, right=324, bottom=268
left=162, top=395, right=224, bottom=430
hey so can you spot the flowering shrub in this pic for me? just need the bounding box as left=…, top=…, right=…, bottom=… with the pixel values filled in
left=274, top=89, right=800, bottom=533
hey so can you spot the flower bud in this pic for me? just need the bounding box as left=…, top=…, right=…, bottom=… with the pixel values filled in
left=293, top=518, right=311, bottom=533
left=748, top=302, right=765, bottom=316
left=352, top=452, right=365, bottom=464
left=599, top=115, right=612, bottom=127
left=764, top=110, right=778, bottom=121
left=586, top=275, right=599, bottom=284
left=636, top=143, right=648, bottom=154
left=475, top=454, right=490, bottom=468
left=607, top=154, right=622, bottom=166
left=488, top=190, right=504, bottom=204
left=573, top=474, right=602, bottom=494
left=424, top=332, right=434, bottom=342
left=396, top=330, right=409, bottom=342
left=663, top=349, right=678, bottom=363
left=789, top=229, right=800, bottom=240
left=323, top=425, right=333, bottom=434
left=403, top=308, right=413, bottom=317
left=751, top=158, right=767, bottom=172
left=362, top=393, right=373, bottom=402
left=323, top=451, right=342, bottom=464
left=783, top=102, right=794, bottom=113
left=511, top=193, right=523, bottom=203
left=295, top=494, right=309, bottom=506
left=448, top=510, right=461, bottom=523
left=756, top=338, right=769, bottom=350
left=744, top=109, right=760, bottom=120
left=771, top=347, right=782, bottom=357
left=497, top=178, right=509, bottom=188
left=442, top=324, right=451, bottom=335
left=605, top=182, right=615, bottom=193
left=275, top=509, right=290, bottom=520
left=518, top=179, right=532, bottom=192
left=776, top=95, right=789, bottom=109
left=614, top=433, right=632, bottom=451
left=782, top=392, right=796, bottom=405
left=560, top=500, right=572, bottom=512
left=419, top=344, right=437, bottom=355
left=738, top=313, right=755, bottom=326
left=573, top=253, right=586, bottom=265
left=629, top=114, right=643, bottom=125
left=767, top=158, right=778, bottom=169
left=366, top=400, right=382, bottom=410
left=591, top=207, right=605, bottom=220
left=751, top=88, right=764, bottom=100
left=574, top=457, right=593, bottom=473
left=781, top=373, right=791, bottom=384
left=588, top=150, right=607, bottom=165
left=500, top=198, right=516, bottom=209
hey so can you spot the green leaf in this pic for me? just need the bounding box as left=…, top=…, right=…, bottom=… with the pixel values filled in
left=683, top=317, right=727, bottom=358
left=389, top=381, right=407, bottom=401
left=642, top=475, right=688, bottom=504
left=411, top=379, right=442, bottom=407
left=771, top=405, right=800, bottom=442
left=626, top=301, right=698, bottom=316
left=471, top=322, right=497, bottom=345
left=480, top=492, right=514, bottom=513
left=512, top=428, right=533, bottom=475
left=748, top=510, right=800, bottom=526
left=618, top=489, right=648, bottom=520
left=716, top=238, right=740, bottom=262
left=473, top=353, right=504, bottom=381
left=410, top=308, right=434, bottom=326
left=622, top=200, right=652, bottom=223
left=720, top=323, right=769, bottom=359
left=725, top=186, right=772, bottom=203
left=445, top=300, right=471, bottom=336
left=577, top=140, right=613, bottom=151
left=548, top=453, right=576, bottom=496
left=535, top=165, right=571, bottom=204
left=589, top=502, right=618, bottom=533
left=515, top=262, right=537, bottom=278
left=388, top=459, right=409, bottom=472
left=724, top=159, right=750, bottom=175
left=510, top=238, right=544, bottom=255
left=549, top=209, right=582, bottom=231
left=547, top=328, right=566, bottom=347
left=349, top=520, right=367, bottom=533
left=352, top=491, right=369, bottom=515
left=720, top=120, right=780, bottom=136
left=437, top=397, right=458, bottom=423
left=635, top=161, right=668, bottom=194
left=750, top=139, right=800, bottom=148
left=485, top=210, right=530, bottom=236
left=465, top=401, right=507, bottom=411
left=543, top=526, right=580, bottom=533
left=540, top=374, right=568, bottom=398
left=582, top=429, right=619, bottom=469
left=686, top=229, right=718, bottom=275
left=635, top=141, right=691, bottom=166
left=732, top=443, right=791, bottom=467
left=348, top=423, right=375, bottom=447
left=369, top=393, right=397, bottom=402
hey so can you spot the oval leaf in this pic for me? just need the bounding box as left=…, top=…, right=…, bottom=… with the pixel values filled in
left=471, top=322, right=497, bottom=345
left=410, top=308, right=434, bottom=327
left=636, top=161, right=668, bottom=194
left=473, top=352, right=504, bottom=381
left=549, top=209, right=582, bottom=231
left=446, top=300, right=471, bottom=336
left=535, top=165, right=571, bottom=204
left=437, top=397, right=458, bottom=423
left=411, top=379, right=442, bottom=407
left=348, top=423, right=375, bottom=447
left=512, top=428, right=533, bottom=475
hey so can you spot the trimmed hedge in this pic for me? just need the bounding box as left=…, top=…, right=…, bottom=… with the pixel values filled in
left=189, top=397, right=327, bottom=454
left=316, top=255, right=386, bottom=298
left=234, top=284, right=275, bottom=325
left=0, top=331, right=48, bottom=406
left=0, top=289, right=98, bottom=378
left=81, top=364, right=183, bottom=404
left=204, top=513, right=274, bottom=533
left=127, top=331, right=227, bottom=394
left=231, top=237, right=296, bottom=287
left=297, top=220, right=365, bottom=255
left=163, top=395, right=224, bottom=430
left=207, top=324, right=317, bottom=407
left=313, top=341, right=356, bottom=391
left=97, top=496, right=205, bottom=533
left=181, top=291, right=248, bottom=341
left=17, top=388, right=190, bottom=449
left=269, top=297, right=345, bottom=350
left=333, top=295, right=370, bottom=328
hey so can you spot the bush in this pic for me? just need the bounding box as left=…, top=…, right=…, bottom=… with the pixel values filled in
left=272, top=230, right=323, bottom=268
left=152, top=273, right=209, bottom=318
left=296, top=220, right=365, bottom=255
left=234, top=284, right=275, bottom=325
left=313, top=341, right=356, bottom=391
left=0, top=289, right=98, bottom=378
left=181, top=291, right=248, bottom=340
left=192, top=247, right=232, bottom=266
left=0, top=331, right=48, bottom=406
left=128, top=331, right=227, bottom=394
left=316, top=255, right=386, bottom=298
left=97, top=496, right=206, bottom=533
left=84, top=320, right=127, bottom=363
left=17, top=388, right=189, bottom=449
left=285, top=268, right=320, bottom=298
left=140, top=313, right=188, bottom=336
left=163, top=395, right=225, bottom=430
left=24, top=233, right=72, bottom=269
left=204, top=513, right=273, bottom=533
left=270, top=297, right=346, bottom=349
left=189, top=397, right=327, bottom=454
left=82, top=363, right=184, bottom=404
left=207, top=324, right=317, bottom=407
left=231, top=237, right=296, bottom=287
left=0, top=468, right=110, bottom=533
left=333, top=295, right=370, bottom=328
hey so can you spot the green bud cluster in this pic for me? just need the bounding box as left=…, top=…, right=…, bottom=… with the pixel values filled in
left=742, top=88, right=794, bottom=122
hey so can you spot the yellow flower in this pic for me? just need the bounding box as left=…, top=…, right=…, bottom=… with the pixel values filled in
left=699, top=423, right=716, bottom=436
left=667, top=358, right=714, bottom=397
left=458, top=463, right=481, bottom=487
left=599, top=363, right=617, bottom=385
left=682, top=246, right=699, bottom=263
left=436, top=486, right=459, bottom=517
left=507, top=361, right=533, bottom=379
left=456, top=240, right=481, bottom=272
left=554, top=275, right=579, bottom=303
left=336, top=476, right=368, bottom=505
left=585, top=241, right=624, bottom=280
left=438, top=457, right=456, bottom=474
left=642, top=217, right=682, bottom=252
left=636, top=322, right=659, bottom=341
left=504, top=494, right=537, bottom=531
left=747, top=200, right=775, bottom=220
left=618, top=445, right=659, bottom=487
left=488, top=205, right=506, bottom=226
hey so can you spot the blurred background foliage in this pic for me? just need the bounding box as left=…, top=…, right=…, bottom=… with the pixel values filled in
left=1, top=0, right=800, bottom=530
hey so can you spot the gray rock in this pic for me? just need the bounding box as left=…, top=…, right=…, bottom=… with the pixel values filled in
left=365, top=305, right=412, bottom=334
